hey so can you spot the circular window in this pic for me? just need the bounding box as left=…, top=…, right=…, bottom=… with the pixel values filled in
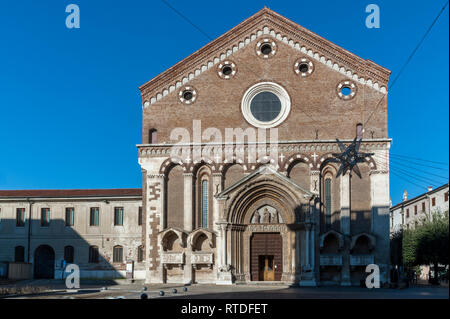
left=241, top=82, right=291, bottom=128
left=217, top=60, right=237, bottom=79
left=294, top=58, right=314, bottom=77
left=256, top=39, right=277, bottom=59
left=337, top=80, right=357, bottom=100
left=250, top=92, right=281, bottom=122
left=179, top=86, right=197, bottom=104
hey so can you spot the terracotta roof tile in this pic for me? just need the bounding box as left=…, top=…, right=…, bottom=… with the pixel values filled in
left=0, top=188, right=142, bottom=198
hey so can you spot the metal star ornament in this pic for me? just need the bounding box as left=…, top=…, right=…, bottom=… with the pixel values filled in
left=331, top=138, right=374, bottom=178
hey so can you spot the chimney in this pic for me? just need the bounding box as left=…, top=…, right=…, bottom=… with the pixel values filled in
left=403, top=190, right=408, bottom=201
left=427, top=186, right=433, bottom=192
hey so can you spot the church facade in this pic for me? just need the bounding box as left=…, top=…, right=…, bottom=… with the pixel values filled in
left=138, top=8, right=392, bottom=286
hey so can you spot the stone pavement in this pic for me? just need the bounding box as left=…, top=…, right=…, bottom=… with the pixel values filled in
left=1, top=279, right=448, bottom=299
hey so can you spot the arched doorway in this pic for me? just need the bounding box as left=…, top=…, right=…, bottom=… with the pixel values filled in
left=34, top=245, right=55, bottom=279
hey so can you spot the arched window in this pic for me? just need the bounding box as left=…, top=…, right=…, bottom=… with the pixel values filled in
left=137, top=245, right=144, bottom=263
left=88, top=246, right=99, bottom=263
left=64, top=246, right=74, bottom=263
left=356, top=123, right=363, bottom=139
left=324, top=178, right=332, bottom=227
left=201, top=180, right=209, bottom=228
left=15, top=246, right=25, bottom=262
left=113, top=245, right=123, bottom=263
left=149, top=129, right=157, bottom=144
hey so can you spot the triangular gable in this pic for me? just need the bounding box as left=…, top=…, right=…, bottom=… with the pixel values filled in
left=216, top=165, right=314, bottom=199
left=140, top=8, right=391, bottom=108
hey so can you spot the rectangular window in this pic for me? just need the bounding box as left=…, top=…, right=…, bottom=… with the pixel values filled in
left=16, top=208, right=26, bottom=227
left=113, top=246, right=123, bottom=263
left=65, top=207, right=75, bottom=226
left=414, top=205, right=417, bottom=215
left=445, top=192, right=449, bottom=202
left=114, top=207, right=124, bottom=226
left=138, top=207, right=143, bottom=226
left=325, top=179, right=332, bottom=226
left=137, top=246, right=144, bottom=262
left=201, top=180, right=209, bottom=228
left=90, top=207, right=99, bottom=226
left=432, top=197, right=436, bottom=206
left=41, top=208, right=50, bottom=227
left=422, top=202, right=425, bottom=212
left=89, top=246, right=99, bottom=263
left=406, top=209, right=409, bottom=218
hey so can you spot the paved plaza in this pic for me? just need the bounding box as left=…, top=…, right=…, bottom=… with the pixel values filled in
left=0, top=279, right=448, bottom=299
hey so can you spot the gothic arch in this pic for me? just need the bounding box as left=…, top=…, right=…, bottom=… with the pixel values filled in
left=159, top=228, right=187, bottom=251
left=225, top=178, right=304, bottom=225
left=187, top=228, right=216, bottom=250
left=320, top=230, right=344, bottom=250
left=281, top=153, right=312, bottom=172
left=350, top=233, right=376, bottom=252
left=159, top=157, right=187, bottom=175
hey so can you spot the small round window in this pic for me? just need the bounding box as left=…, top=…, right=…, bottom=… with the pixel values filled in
left=250, top=92, right=282, bottom=122
left=217, top=60, right=237, bottom=79
left=256, top=39, right=277, bottom=59
left=337, top=80, right=357, bottom=100
left=179, top=86, right=197, bottom=104
left=241, top=82, right=291, bottom=128
left=294, top=58, right=314, bottom=77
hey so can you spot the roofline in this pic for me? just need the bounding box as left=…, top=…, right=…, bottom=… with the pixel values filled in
left=390, top=183, right=449, bottom=210
left=0, top=188, right=142, bottom=201
left=138, top=7, right=391, bottom=98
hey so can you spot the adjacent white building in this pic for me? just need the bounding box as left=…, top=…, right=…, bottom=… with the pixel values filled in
left=390, top=183, right=449, bottom=233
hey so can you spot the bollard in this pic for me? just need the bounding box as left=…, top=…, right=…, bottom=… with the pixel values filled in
left=141, top=293, right=148, bottom=299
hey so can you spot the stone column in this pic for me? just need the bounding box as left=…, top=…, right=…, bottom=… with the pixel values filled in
left=212, top=173, right=222, bottom=231
left=216, top=223, right=233, bottom=285
left=370, top=169, right=391, bottom=285
left=340, top=173, right=351, bottom=286
left=183, top=173, right=194, bottom=232
left=146, top=173, right=165, bottom=284
left=300, top=222, right=317, bottom=286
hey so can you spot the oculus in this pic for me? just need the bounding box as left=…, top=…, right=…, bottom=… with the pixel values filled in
left=217, top=60, right=237, bottom=79
left=256, top=38, right=277, bottom=58
left=241, top=82, right=291, bottom=128
left=179, top=86, right=197, bottom=104
left=337, top=80, right=357, bottom=100
left=294, top=58, right=314, bottom=77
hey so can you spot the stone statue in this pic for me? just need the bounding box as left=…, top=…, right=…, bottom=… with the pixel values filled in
left=251, top=210, right=260, bottom=224
left=262, top=208, right=271, bottom=223
left=272, top=212, right=279, bottom=224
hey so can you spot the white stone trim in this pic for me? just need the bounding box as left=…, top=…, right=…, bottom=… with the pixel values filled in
left=142, top=28, right=388, bottom=108
left=241, top=81, right=291, bottom=128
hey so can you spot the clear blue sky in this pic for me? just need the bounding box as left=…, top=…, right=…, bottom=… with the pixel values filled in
left=0, top=0, right=448, bottom=204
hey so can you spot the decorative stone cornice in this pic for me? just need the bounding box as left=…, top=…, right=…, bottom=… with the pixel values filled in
left=139, top=8, right=390, bottom=108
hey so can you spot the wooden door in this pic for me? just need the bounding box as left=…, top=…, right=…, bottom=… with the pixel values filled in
left=251, top=233, right=282, bottom=281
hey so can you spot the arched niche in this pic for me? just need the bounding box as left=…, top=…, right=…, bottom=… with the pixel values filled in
left=320, top=163, right=341, bottom=232
left=320, top=230, right=344, bottom=253
left=350, top=233, right=376, bottom=254
left=166, top=164, right=184, bottom=229
left=287, top=160, right=310, bottom=190
left=188, top=228, right=216, bottom=251
left=350, top=162, right=371, bottom=234
left=159, top=228, right=187, bottom=252
left=249, top=204, right=284, bottom=224
left=223, top=163, right=245, bottom=190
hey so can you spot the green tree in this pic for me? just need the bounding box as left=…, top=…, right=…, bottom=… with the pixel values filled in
left=415, top=210, right=449, bottom=283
